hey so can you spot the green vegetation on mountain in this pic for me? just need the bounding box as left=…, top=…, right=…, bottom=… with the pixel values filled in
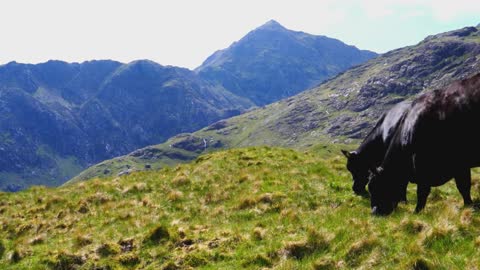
left=198, top=25, right=480, bottom=144
left=75, top=25, right=480, bottom=181
left=3, top=147, right=480, bottom=269
left=197, top=20, right=377, bottom=106
left=1, top=20, right=378, bottom=191
left=0, top=60, right=251, bottom=191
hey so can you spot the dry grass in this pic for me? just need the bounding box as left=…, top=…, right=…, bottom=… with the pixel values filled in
left=1, top=146, right=480, bottom=269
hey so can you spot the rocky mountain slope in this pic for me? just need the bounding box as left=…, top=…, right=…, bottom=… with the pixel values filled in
left=0, top=60, right=251, bottom=190
left=196, top=20, right=377, bottom=105
left=1, top=20, right=378, bottom=190
left=73, top=25, right=480, bottom=181
left=3, top=147, right=480, bottom=269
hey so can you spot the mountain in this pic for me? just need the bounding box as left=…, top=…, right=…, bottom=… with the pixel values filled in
left=2, top=146, right=480, bottom=269
left=1, top=21, right=380, bottom=190
left=0, top=60, right=252, bottom=191
left=196, top=20, right=377, bottom=105
left=72, top=25, right=480, bottom=182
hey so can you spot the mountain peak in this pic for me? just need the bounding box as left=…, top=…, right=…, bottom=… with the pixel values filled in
left=127, top=59, right=161, bottom=67
left=257, top=19, right=286, bottom=31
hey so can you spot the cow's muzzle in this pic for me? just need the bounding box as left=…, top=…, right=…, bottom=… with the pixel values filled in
left=371, top=204, right=394, bottom=216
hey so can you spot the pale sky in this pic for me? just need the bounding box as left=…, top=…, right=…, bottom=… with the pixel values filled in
left=0, top=0, right=479, bottom=69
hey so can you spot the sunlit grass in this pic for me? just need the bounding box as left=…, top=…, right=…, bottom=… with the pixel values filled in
left=1, top=146, right=479, bottom=269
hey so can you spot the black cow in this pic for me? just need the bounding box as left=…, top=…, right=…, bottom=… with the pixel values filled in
left=342, top=100, right=412, bottom=198
left=369, top=73, right=480, bottom=215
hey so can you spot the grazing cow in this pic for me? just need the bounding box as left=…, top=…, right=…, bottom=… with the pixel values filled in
left=342, top=100, right=412, bottom=198
left=368, top=73, right=480, bottom=215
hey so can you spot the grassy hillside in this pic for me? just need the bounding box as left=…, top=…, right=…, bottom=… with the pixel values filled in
left=73, top=25, right=480, bottom=182
left=3, top=147, right=480, bottom=269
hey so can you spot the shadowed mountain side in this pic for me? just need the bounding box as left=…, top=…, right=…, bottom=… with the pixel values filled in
left=1, top=20, right=381, bottom=190
left=71, top=25, right=480, bottom=182
left=196, top=20, right=377, bottom=106
left=0, top=60, right=252, bottom=190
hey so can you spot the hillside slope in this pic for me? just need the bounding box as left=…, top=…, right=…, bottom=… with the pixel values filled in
left=74, top=25, right=480, bottom=181
left=1, top=21, right=379, bottom=190
left=197, top=20, right=377, bottom=105
left=3, top=147, right=480, bottom=269
left=0, top=60, right=251, bottom=190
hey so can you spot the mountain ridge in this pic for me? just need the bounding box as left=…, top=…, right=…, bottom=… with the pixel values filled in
left=195, top=20, right=377, bottom=105
left=1, top=20, right=378, bottom=190
left=70, top=25, right=480, bottom=182
left=0, top=60, right=251, bottom=191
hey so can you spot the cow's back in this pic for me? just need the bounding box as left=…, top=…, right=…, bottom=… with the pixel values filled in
left=404, top=73, right=480, bottom=174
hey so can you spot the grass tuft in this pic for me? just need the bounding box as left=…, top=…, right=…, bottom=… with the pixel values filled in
left=2, top=147, right=480, bottom=268
left=96, top=242, right=120, bottom=257
left=145, top=225, right=170, bottom=244
left=280, top=229, right=331, bottom=261
left=46, top=252, right=84, bottom=270
left=77, top=201, right=89, bottom=214
left=74, top=234, right=93, bottom=248
left=28, top=234, right=45, bottom=245
left=252, top=227, right=267, bottom=240
left=312, top=257, right=336, bottom=270
left=242, top=253, right=273, bottom=267
left=15, top=224, right=33, bottom=236
left=172, top=173, right=190, bottom=186
left=345, top=236, right=378, bottom=266
left=167, top=190, right=184, bottom=201
left=422, top=224, right=456, bottom=249
left=117, top=253, right=140, bottom=266
left=411, top=257, right=433, bottom=270
left=162, top=261, right=180, bottom=270
left=8, top=249, right=22, bottom=263
left=400, top=219, right=428, bottom=234
left=183, top=251, right=209, bottom=267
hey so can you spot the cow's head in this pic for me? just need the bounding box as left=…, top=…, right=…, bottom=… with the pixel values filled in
left=342, top=150, right=369, bottom=196
left=368, top=167, right=399, bottom=215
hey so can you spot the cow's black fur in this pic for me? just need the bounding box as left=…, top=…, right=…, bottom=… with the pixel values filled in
left=342, top=101, right=412, bottom=198
left=369, top=73, right=480, bottom=215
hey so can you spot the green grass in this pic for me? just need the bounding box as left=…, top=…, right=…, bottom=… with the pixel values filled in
left=1, top=146, right=480, bottom=269
left=0, top=145, right=83, bottom=191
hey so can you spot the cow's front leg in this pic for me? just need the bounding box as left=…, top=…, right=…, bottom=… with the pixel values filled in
left=415, top=185, right=431, bottom=213
left=454, top=169, right=473, bottom=206
left=399, top=180, right=408, bottom=203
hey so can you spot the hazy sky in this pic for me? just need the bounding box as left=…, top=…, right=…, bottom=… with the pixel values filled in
left=1, top=0, right=479, bottom=69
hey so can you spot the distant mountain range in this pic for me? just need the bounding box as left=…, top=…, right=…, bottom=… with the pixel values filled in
left=70, top=25, right=480, bottom=183
left=0, top=20, right=376, bottom=190
left=196, top=20, right=377, bottom=105
left=0, top=60, right=252, bottom=191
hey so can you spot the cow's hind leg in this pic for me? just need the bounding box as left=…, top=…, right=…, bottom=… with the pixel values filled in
left=454, top=169, right=473, bottom=206
left=415, top=185, right=431, bottom=213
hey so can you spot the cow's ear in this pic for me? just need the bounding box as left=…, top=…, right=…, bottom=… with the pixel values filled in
left=341, top=150, right=351, bottom=158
